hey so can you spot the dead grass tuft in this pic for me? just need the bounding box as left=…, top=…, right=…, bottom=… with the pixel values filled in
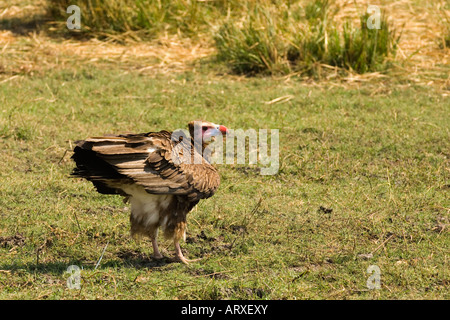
left=0, top=0, right=449, bottom=93
left=0, top=31, right=214, bottom=76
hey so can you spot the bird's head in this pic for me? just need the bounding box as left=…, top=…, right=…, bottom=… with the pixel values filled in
left=188, top=120, right=228, bottom=144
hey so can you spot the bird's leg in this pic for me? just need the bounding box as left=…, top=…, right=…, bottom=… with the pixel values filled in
left=151, top=238, right=164, bottom=260
left=174, top=240, right=189, bottom=264
left=173, top=240, right=200, bottom=264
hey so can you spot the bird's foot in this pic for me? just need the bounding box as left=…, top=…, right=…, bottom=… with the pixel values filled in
left=170, top=255, right=201, bottom=265
left=151, top=238, right=164, bottom=261
left=173, top=240, right=201, bottom=264
left=151, top=253, right=164, bottom=260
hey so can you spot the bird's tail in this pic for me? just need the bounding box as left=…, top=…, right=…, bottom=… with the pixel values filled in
left=71, top=141, right=126, bottom=195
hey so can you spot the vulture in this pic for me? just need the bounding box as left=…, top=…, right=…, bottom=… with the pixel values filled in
left=71, top=120, right=228, bottom=264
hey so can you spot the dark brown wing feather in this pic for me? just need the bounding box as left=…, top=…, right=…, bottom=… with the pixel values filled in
left=71, top=130, right=220, bottom=201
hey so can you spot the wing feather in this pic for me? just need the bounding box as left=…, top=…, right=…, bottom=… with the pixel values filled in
left=72, top=130, right=220, bottom=201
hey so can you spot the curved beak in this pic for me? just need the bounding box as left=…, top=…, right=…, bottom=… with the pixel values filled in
left=217, top=125, right=228, bottom=134
left=203, top=124, right=228, bottom=141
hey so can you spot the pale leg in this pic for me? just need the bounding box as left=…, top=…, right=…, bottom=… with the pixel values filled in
left=151, top=238, right=163, bottom=259
left=174, top=240, right=200, bottom=264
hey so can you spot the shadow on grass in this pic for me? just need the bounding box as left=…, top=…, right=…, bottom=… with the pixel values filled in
left=0, top=254, right=176, bottom=276
left=0, top=14, right=50, bottom=36
left=0, top=12, right=91, bottom=41
left=0, top=261, right=73, bottom=276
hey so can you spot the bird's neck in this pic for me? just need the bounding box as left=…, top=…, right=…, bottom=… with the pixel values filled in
left=189, top=136, right=212, bottom=162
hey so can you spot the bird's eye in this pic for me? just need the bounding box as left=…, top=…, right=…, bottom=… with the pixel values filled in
left=202, top=126, right=207, bottom=131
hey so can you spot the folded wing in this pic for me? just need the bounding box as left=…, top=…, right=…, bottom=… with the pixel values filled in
left=71, top=131, right=220, bottom=201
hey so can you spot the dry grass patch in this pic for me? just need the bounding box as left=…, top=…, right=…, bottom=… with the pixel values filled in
left=0, top=0, right=449, bottom=92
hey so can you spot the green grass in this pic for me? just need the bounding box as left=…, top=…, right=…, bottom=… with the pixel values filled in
left=0, top=66, right=448, bottom=299
left=214, top=0, right=399, bottom=76
left=46, top=0, right=241, bottom=39
left=44, top=0, right=399, bottom=75
left=214, top=2, right=292, bottom=75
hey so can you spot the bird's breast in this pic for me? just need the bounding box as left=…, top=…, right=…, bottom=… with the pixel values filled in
left=122, top=185, right=175, bottom=227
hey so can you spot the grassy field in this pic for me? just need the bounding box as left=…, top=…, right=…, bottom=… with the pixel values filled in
left=0, top=0, right=449, bottom=300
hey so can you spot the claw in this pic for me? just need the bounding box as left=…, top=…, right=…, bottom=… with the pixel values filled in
left=173, top=240, right=200, bottom=264
left=172, top=256, right=201, bottom=265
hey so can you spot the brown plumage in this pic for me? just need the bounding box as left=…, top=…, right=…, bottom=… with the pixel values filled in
left=71, top=120, right=228, bottom=264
